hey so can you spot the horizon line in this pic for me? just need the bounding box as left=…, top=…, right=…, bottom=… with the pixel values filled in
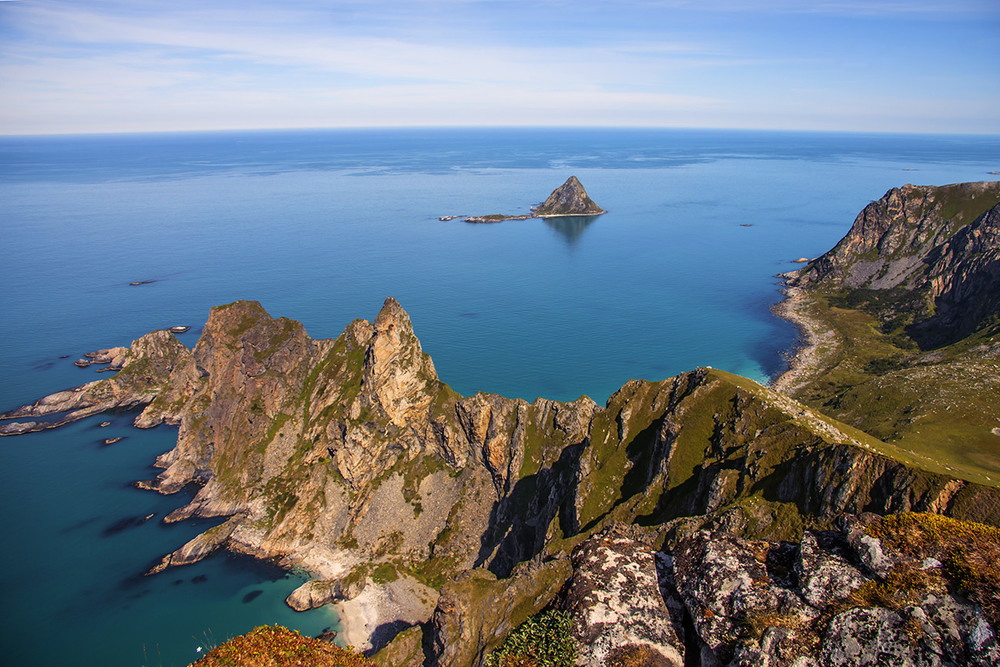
left=3, top=124, right=1000, bottom=140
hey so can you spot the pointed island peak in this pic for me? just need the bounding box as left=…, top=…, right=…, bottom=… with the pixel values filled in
left=459, top=176, right=606, bottom=223
left=533, top=175, right=606, bottom=217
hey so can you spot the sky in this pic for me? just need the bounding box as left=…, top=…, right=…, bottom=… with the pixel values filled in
left=0, top=0, right=998, bottom=135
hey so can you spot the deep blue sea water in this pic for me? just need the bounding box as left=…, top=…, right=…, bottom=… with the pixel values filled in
left=1, top=127, right=998, bottom=666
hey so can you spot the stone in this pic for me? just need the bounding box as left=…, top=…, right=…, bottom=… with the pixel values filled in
left=286, top=579, right=356, bottom=612
left=794, top=531, right=866, bottom=608
left=672, top=530, right=814, bottom=664
left=565, top=532, right=684, bottom=666
left=820, top=606, right=931, bottom=666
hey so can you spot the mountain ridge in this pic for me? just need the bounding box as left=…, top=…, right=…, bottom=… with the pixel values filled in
left=2, top=180, right=999, bottom=665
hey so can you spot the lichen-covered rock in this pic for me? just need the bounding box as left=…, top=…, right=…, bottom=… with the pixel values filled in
left=565, top=532, right=684, bottom=666
left=664, top=513, right=1000, bottom=667
left=840, top=514, right=896, bottom=577
left=672, top=530, right=816, bottom=663
left=794, top=531, right=866, bottom=608
left=820, top=606, right=936, bottom=666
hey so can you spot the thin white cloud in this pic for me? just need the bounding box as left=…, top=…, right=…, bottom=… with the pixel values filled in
left=1, top=2, right=729, bottom=92
left=0, top=0, right=997, bottom=134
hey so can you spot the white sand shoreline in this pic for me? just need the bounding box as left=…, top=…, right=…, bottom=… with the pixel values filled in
left=769, top=281, right=836, bottom=396
left=333, top=576, right=438, bottom=652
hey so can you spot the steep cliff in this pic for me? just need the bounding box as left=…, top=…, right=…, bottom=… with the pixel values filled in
left=792, top=181, right=1000, bottom=347
left=3, top=296, right=999, bottom=665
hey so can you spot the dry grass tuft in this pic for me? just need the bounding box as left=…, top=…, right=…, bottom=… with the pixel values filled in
left=189, top=625, right=375, bottom=667
left=865, top=512, right=1000, bottom=624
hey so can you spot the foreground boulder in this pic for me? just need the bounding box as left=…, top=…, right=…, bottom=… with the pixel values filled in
left=667, top=512, right=1000, bottom=667
left=565, top=531, right=684, bottom=666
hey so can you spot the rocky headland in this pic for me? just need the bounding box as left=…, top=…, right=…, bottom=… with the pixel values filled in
left=772, top=180, right=1000, bottom=487
left=2, top=181, right=999, bottom=666
left=458, top=176, right=606, bottom=223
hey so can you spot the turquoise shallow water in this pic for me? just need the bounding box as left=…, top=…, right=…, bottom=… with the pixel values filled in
left=1, top=128, right=998, bottom=666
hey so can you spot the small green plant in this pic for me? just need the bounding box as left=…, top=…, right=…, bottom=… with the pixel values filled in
left=371, top=563, right=399, bottom=585
left=484, top=609, right=577, bottom=667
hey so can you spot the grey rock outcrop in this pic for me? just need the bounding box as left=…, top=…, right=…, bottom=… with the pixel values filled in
left=659, top=512, right=1000, bottom=667
left=794, top=531, right=866, bottom=608
left=285, top=578, right=364, bottom=611
left=565, top=532, right=685, bottom=666
left=672, top=530, right=817, bottom=664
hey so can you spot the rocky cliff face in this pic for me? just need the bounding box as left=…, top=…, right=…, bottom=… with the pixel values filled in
left=792, top=181, right=1000, bottom=347
left=4, top=183, right=1000, bottom=667
left=3, top=295, right=999, bottom=665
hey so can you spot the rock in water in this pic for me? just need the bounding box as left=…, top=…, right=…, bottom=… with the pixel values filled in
left=533, top=176, right=606, bottom=216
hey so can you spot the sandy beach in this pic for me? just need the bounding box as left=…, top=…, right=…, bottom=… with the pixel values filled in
left=769, top=280, right=838, bottom=396
left=334, top=576, right=439, bottom=652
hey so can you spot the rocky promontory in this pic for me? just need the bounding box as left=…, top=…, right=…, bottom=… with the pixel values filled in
left=3, top=296, right=1000, bottom=664
left=773, top=180, right=1000, bottom=489
left=790, top=181, right=1000, bottom=348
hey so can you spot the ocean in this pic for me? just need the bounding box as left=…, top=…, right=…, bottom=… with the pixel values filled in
left=1, top=127, right=997, bottom=666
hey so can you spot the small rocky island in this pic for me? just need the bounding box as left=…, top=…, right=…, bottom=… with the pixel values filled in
left=453, top=176, right=606, bottom=223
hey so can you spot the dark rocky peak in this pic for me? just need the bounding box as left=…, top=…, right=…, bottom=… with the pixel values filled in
left=795, top=181, right=1000, bottom=289
left=193, top=299, right=313, bottom=381
left=790, top=181, right=1000, bottom=347
left=533, top=176, right=606, bottom=216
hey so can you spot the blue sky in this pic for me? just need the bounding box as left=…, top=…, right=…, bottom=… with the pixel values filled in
left=0, top=0, right=997, bottom=135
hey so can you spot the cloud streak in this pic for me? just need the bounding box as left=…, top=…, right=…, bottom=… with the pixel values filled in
left=0, top=0, right=997, bottom=134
